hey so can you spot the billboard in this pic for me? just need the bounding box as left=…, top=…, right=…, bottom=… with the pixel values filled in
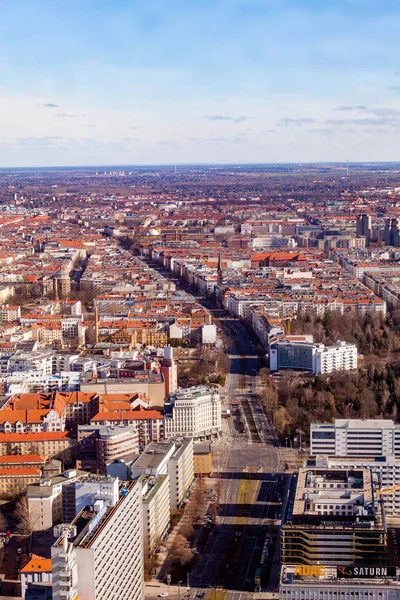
left=337, top=566, right=396, bottom=579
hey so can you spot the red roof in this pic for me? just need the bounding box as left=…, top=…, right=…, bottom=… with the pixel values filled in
left=91, top=410, right=162, bottom=422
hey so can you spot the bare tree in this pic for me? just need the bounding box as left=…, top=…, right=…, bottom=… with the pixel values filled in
left=14, top=497, right=38, bottom=537
left=0, top=510, right=7, bottom=532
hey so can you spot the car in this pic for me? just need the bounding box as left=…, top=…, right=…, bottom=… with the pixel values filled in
left=17, top=547, right=22, bottom=555
left=194, top=548, right=202, bottom=555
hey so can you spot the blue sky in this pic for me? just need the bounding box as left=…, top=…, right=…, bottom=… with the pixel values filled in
left=0, top=0, right=399, bottom=166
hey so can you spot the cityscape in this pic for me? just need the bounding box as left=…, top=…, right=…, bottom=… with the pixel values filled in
left=2, top=1, right=400, bottom=599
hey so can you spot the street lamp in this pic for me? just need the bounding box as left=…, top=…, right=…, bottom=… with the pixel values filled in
left=178, top=581, right=182, bottom=600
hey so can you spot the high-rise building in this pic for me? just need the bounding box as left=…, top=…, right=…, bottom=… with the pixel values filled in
left=385, top=218, right=400, bottom=246
left=281, top=467, right=387, bottom=567
left=356, top=213, right=372, bottom=246
left=52, top=482, right=144, bottom=600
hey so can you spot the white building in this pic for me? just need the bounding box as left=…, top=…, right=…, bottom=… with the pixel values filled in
left=62, top=474, right=119, bottom=523
left=20, top=554, right=52, bottom=597
left=270, top=339, right=357, bottom=374
left=201, top=323, right=217, bottom=345
left=310, top=419, right=400, bottom=457
left=132, top=438, right=194, bottom=509
left=52, top=482, right=144, bottom=600
left=279, top=565, right=400, bottom=600
left=140, top=473, right=170, bottom=557
left=319, top=455, right=400, bottom=520
left=164, top=386, right=221, bottom=439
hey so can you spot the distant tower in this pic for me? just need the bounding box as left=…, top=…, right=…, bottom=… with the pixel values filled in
left=356, top=213, right=372, bottom=247
left=346, top=160, right=349, bottom=176
left=217, top=253, right=223, bottom=286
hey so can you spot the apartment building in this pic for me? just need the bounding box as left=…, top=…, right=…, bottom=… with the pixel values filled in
left=52, top=482, right=143, bottom=600
left=140, top=473, right=170, bottom=557
left=281, top=468, right=386, bottom=567
left=164, top=386, right=221, bottom=440
left=0, top=466, right=42, bottom=495
left=310, top=419, right=400, bottom=457
left=132, top=437, right=194, bottom=509
left=20, top=555, right=52, bottom=598
left=0, top=431, right=75, bottom=459
left=270, top=340, right=357, bottom=374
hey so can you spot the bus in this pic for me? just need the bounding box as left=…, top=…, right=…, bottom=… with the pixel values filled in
left=254, top=568, right=262, bottom=586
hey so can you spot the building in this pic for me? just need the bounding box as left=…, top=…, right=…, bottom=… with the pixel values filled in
left=27, top=469, right=85, bottom=532
left=385, top=218, right=400, bottom=247
left=77, top=424, right=139, bottom=472
left=164, top=386, right=221, bottom=439
left=139, top=473, right=170, bottom=557
left=281, top=467, right=387, bottom=566
left=0, top=467, right=42, bottom=496
left=131, top=438, right=194, bottom=509
left=270, top=340, right=357, bottom=374
left=279, top=565, right=400, bottom=600
left=20, top=555, right=52, bottom=598
left=0, top=431, right=76, bottom=460
left=52, top=482, right=144, bottom=600
left=89, top=410, right=163, bottom=448
left=310, top=419, right=400, bottom=457
left=313, top=454, right=400, bottom=521
left=160, top=346, right=178, bottom=397
left=356, top=213, right=372, bottom=246
left=62, top=474, right=119, bottom=523
left=193, top=443, right=213, bottom=477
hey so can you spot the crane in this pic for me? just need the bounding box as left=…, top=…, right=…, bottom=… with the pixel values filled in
left=377, top=484, right=400, bottom=496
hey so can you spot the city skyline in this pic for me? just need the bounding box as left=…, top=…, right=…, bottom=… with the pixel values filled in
left=1, top=0, right=400, bottom=166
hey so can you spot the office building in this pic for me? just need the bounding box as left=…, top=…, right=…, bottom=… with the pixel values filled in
left=310, top=419, right=400, bottom=457
left=131, top=437, right=194, bottom=508
left=281, top=467, right=386, bottom=566
left=313, top=454, right=400, bottom=521
left=356, top=213, right=372, bottom=246
left=77, top=424, right=139, bottom=472
left=279, top=565, right=400, bottom=600
left=52, top=482, right=143, bottom=600
left=270, top=340, right=357, bottom=374
left=139, top=473, right=170, bottom=557
left=164, top=386, right=221, bottom=439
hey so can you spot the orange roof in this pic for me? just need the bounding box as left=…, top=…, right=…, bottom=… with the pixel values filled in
left=0, top=431, right=73, bottom=443
left=0, top=454, right=45, bottom=464
left=21, top=555, right=52, bottom=573
left=0, top=467, right=41, bottom=476
left=0, top=409, right=49, bottom=424
left=91, top=410, right=162, bottom=422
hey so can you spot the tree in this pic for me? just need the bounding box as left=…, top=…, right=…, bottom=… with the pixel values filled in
left=14, top=497, right=38, bottom=537
left=0, top=509, right=7, bottom=532
left=169, top=534, right=193, bottom=566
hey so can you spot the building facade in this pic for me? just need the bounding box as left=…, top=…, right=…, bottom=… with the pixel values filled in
left=164, top=386, right=221, bottom=439
left=270, top=340, right=357, bottom=374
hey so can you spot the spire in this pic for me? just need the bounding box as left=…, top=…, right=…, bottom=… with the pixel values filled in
left=217, top=252, right=223, bottom=286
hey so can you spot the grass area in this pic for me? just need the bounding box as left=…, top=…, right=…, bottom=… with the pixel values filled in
left=206, top=590, right=227, bottom=600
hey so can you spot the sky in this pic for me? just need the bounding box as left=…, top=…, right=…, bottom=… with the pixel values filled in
left=0, top=0, right=400, bottom=166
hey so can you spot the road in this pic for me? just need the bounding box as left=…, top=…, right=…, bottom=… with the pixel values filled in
left=189, top=316, right=285, bottom=596
left=141, top=262, right=286, bottom=598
